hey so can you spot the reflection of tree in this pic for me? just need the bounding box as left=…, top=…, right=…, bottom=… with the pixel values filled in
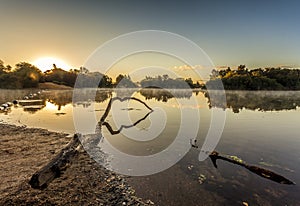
left=95, top=90, right=112, bottom=102
left=139, top=88, right=193, bottom=102
left=102, top=111, right=153, bottom=135
left=205, top=91, right=300, bottom=113
left=44, top=90, right=73, bottom=109
left=46, top=89, right=112, bottom=109
left=99, top=96, right=153, bottom=135
left=100, top=96, right=153, bottom=122
left=0, top=89, right=113, bottom=114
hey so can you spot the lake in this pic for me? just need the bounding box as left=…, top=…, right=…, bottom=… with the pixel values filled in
left=0, top=89, right=299, bottom=205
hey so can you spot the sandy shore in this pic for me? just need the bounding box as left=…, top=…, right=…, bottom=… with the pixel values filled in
left=0, top=123, right=152, bottom=205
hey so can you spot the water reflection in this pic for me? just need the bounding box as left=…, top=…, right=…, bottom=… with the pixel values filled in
left=139, top=88, right=193, bottom=102
left=205, top=90, right=300, bottom=112
left=2, top=89, right=300, bottom=114
left=73, top=89, right=112, bottom=105
left=81, top=97, right=153, bottom=156
left=100, top=96, right=153, bottom=135
left=0, top=89, right=299, bottom=205
left=0, top=89, right=113, bottom=114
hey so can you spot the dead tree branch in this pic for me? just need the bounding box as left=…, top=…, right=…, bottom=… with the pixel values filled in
left=100, top=97, right=153, bottom=122
left=209, top=151, right=295, bottom=185
left=190, top=139, right=295, bottom=185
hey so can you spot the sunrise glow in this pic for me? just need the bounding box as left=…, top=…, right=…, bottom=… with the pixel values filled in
left=33, top=57, right=70, bottom=72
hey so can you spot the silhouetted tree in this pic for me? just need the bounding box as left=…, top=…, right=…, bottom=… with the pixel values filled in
left=185, top=78, right=194, bottom=88
left=14, top=62, right=42, bottom=88
left=0, top=60, right=12, bottom=74
left=207, top=65, right=300, bottom=90
left=115, top=74, right=137, bottom=88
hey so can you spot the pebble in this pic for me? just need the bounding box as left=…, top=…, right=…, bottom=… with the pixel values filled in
left=146, top=200, right=155, bottom=205
left=1, top=103, right=8, bottom=108
left=187, top=165, right=194, bottom=170
left=198, top=174, right=207, bottom=184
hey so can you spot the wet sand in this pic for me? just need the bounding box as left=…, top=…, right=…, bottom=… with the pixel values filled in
left=0, top=123, right=152, bottom=205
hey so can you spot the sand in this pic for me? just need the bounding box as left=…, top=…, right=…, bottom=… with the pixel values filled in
left=0, top=123, right=152, bottom=205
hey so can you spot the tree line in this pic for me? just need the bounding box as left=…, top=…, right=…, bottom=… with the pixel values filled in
left=0, top=60, right=202, bottom=89
left=140, top=75, right=201, bottom=89
left=206, top=65, right=300, bottom=90
left=0, top=61, right=43, bottom=89
left=1, top=60, right=300, bottom=90
left=0, top=60, right=114, bottom=89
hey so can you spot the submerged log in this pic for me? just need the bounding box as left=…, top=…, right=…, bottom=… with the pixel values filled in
left=209, top=151, right=295, bottom=185
left=29, top=134, right=81, bottom=189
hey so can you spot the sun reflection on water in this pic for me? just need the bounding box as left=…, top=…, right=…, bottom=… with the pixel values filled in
left=45, top=101, right=59, bottom=111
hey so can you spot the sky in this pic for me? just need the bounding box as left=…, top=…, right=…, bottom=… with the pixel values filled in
left=1, top=0, right=300, bottom=77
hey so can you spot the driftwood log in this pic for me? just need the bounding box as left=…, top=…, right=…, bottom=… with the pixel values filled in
left=29, top=134, right=81, bottom=189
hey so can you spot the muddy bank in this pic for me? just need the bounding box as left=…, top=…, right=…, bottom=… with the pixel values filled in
left=0, top=123, right=152, bottom=205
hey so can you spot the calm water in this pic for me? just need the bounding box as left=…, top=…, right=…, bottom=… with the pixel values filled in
left=0, top=89, right=299, bottom=205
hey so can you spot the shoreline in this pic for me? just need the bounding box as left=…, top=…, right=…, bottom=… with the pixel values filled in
left=0, top=123, right=152, bottom=205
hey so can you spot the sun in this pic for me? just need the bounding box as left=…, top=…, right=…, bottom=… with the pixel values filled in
left=33, top=57, right=71, bottom=72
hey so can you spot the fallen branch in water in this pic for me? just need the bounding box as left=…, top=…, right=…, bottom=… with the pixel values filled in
left=29, top=134, right=81, bottom=189
left=100, top=97, right=153, bottom=122
left=208, top=151, right=295, bottom=185
left=190, top=139, right=295, bottom=185
left=29, top=96, right=154, bottom=189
